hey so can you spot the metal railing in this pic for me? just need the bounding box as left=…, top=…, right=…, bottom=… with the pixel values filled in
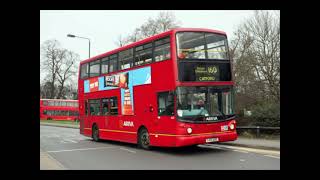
left=237, top=126, right=280, bottom=137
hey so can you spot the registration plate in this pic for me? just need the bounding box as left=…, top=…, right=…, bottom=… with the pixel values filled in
left=221, top=125, right=228, bottom=131
left=206, top=137, right=219, bottom=143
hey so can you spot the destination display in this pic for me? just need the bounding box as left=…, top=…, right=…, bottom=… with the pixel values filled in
left=194, top=65, right=219, bottom=81
left=178, top=62, right=230, bottom=82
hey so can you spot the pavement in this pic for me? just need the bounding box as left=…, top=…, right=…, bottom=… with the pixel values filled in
left=221, top=137, right=280, bottom=150
left=40, top=122, right=280, bottom=151
left=40, top=148, right=66, bottom=170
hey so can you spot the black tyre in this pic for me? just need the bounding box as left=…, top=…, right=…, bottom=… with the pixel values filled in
left=138, top=128, right=151, bottom=150
left=92, top=124, right=100, bottom=142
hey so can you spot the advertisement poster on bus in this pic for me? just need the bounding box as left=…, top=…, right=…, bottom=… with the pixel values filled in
left=104, top=73, right=129, bottom=89
left=84, top=66, right=151, bottom=115
left=89, top=77, right=99, bottom=92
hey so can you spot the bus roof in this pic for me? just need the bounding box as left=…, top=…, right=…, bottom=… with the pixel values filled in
left=80, top=28, right=226, bottom=65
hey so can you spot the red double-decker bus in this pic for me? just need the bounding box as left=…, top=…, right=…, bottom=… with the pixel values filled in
left=40, top=99, right=79, bottom=121
left=78, top=28, right=237, bottom=149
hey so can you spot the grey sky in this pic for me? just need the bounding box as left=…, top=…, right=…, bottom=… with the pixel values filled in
left=40, top=10, right=256, bottom=82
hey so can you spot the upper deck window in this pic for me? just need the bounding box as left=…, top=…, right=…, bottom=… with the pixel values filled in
left=154, top=36, right=171, bottom=62
left=89, top=60, right=100, bottom=77
left=109, top=54, right=118, bottom=73
left=134, top=43, right=153, bottom=66
left=42, top=100, right=48, bottom=106
left=101, top=56, right=109, bottom=74
left=80, top=63, right=89, bottom=79
left=119, top=48, right=133, bottom=70
left=176, top=32, right=229, bottom=60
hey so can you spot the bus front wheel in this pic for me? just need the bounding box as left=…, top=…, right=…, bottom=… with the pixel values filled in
left=138, top=128, right=150, bottom=150
left=92, top=124, right=100, bottom=142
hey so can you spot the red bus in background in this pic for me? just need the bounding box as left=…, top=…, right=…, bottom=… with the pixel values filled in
left=78, top=28, right=237, bottom=149
left=40, top=99, right=79, bottom=121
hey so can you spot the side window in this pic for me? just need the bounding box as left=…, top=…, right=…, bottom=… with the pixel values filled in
left=63, top=110, right=68, bottom=116
left=61, top=101, right=66, bottom=107
left=101, top=98, right=109, bottom=115
left=154, top=36, right=171, bottom=62
left=101, top=56, right=109, bottom=74
left=157, top=91, right=174, bottom=116
left=43, top=110, right=47, bottom=115
left=48, top=101, right=54, bottom=106
left=109, top=54, right=118, bottom=73
left=89, top=60, right=100, bottom=77
left=43, top=101, right=48, bottom=106
left=89, top=99, right=101, bottom=116
left=81, top=63, right=89, bottom=79
left=134, top=42, right=153, bottom=66
left=119, top=48, right=133, bottom=70
left=109, top=97, right=118, bottom=115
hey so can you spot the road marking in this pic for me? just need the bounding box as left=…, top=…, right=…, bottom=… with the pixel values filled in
left=211, top=144, right=280, bottom=156
left=199, top=145, right=224, bottom=150
left=47, top=147, right=115, bottom=153
left=62, top=139, right=78, bottom=143
left=240, top=159, right=246, bottom=162
left=233, top=150, right=249, bottom=153
left=120, top=147, right=136, bottom=154
left=263, top=155, right=280, bottom=159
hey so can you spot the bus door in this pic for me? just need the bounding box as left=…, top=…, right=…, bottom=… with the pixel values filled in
left=155, top=91, right=176, bottom=134
left=80, top=100, right=90, bottom=134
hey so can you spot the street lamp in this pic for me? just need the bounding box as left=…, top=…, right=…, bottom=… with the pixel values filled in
left=67, top=34, right=91, bottom=58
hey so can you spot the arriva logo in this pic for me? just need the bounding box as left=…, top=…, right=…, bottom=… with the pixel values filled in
left=123, top=121, right=134, bottom=127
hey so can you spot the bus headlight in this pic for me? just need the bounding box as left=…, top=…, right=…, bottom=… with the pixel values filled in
left=187, top=127, right=192, bottom=134
left=230, top=124, right=235, bottom=130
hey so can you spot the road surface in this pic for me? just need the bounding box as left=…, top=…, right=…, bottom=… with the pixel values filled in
left=40, top=125, right=280, bottom=170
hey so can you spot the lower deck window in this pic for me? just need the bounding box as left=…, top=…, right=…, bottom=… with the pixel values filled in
left=86, top=97, right=118, bottom=116
left=89, top=99, right=101, bottom=116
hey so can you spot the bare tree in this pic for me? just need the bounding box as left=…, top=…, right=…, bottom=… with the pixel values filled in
left=40, top=39, right=80, bottom=99
left=56, top=50, right=79, bottom=99
left=115, top=11, right=181, bottom=47
left=115, top=34, right=130, bottom=47
left=40, top=79, right=55, bottom=99
left=41, top=40, right=63, bottom=99
left=230, top=10, right=280, bottom=103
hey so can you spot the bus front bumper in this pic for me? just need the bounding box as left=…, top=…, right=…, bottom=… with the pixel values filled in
left=151, top=131, right=237, bottom=147
left=175, top=131, right=238, bottom=147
